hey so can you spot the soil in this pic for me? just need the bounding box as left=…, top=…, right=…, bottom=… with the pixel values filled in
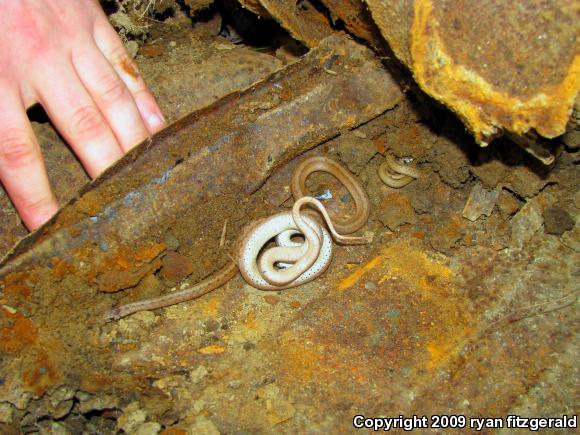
left=0, top=2, right=578, bottom=434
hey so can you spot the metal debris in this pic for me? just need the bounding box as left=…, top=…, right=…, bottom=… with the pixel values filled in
left=462, top=183, right=500, bottom=222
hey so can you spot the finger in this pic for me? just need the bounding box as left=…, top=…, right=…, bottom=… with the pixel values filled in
left=35, top=62, right=124, bottom=178
left=72, top=38, right=150, bottom=152
left=0, top=86, right=58, bottom=230
left=93, top=16, right=166, bottom=134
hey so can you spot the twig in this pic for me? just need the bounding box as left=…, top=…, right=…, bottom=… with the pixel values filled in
left=483, top=289, right=579, bottom=333
left=219, top=219, right=228, bottom=248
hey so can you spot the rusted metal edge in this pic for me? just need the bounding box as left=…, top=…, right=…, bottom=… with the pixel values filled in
left=0, top=33, right=403, bottom=279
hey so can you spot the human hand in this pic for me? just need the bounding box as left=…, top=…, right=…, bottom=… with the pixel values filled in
left=0, top=0, right=166, bottom=230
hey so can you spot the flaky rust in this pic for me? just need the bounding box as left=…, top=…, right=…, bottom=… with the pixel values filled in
left=254, top=0, right=333, bottom=48
left=321, top=0, right=384, bottom=49
left=238, top=0, right=272, bottom=18
left=366, top=0, right=580, bottom=144
left=410, top=0, right=580, bottom=144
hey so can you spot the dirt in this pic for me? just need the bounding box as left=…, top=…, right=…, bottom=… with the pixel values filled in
left=0, top=2, right=578, bottom=434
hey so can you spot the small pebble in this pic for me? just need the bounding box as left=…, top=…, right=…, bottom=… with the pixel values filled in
left=190, top=365, right=208, bottom=383
left=544, top=206, right=575, bottom=235
left=228, top=380, right=241, bottom=389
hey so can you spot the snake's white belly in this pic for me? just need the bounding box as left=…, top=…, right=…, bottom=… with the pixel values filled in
left=238, top=211, right=333, bottom=290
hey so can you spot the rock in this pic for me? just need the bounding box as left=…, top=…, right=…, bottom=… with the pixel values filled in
left=46, top=421, right=70, bottom=435
left=470, top=157, right=508, bottom=189
left=160, top=252, right=195, bottom=283
left=543, top=206, right=576, bottom=235
left=125, top=40, right=139, bottom=58
left=189, top=365, right=209, bottom=383
left=561, top=129, right=580, bottom=148
left=98, top=259, right=162, bottom=293
left=378, top=193, right=417, bottom=230
left=263, top=295, right=280, bottom=305
left=256, top=383, right=296, bottom=425
left=256, top=383, right=279, bottom=400
left=510, top=199, right=544, bottom=249
left=265, top=396, right=296, bottom=426
left=506, top=167, right=548, bottom=198
left=561, top=224, right=580, bottom=252
left=574, top=191, right=580, bottom=209
left=430, top=136, right=470, bottom=188
left=471, top=146, right=548, bottom=197
left=462, top=183, right=499, bottom=221
left=118, top=311, right=158, bottom=340
left=429, top=215, right=467, bottom=254
left=48, top=399, right=73, bottom=420
left=228, top=380, right=242, bottom=389
left=77, top=394, right=119, bottom=415
left=187, top=416, right=221, bottom=435
left=47, top=385, right=76, bottom=419
left=0, top=402, right=14, bottom=423
left=335, top=132, right=378, bottom=174
left=496, top=189, right=522, bottom=218
left=561, top=99, right=580, bottom=148
left=153, top=375, right=187, bottom=396
left=485, top=213, right=511, bottom=250
left=134, top=421, right=162, bottom=435
left=117, top=402, right=147, bottom=434
left=163, top=231, right=180, bottom=251
left=183, top=0, right=214, bottom=15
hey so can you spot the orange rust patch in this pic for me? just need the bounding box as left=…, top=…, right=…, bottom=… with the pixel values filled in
left=245, top=310, right=257, bottom=329
left=378, top=240, right=452, bottom=292
left=339, top=239, right=472, bottom=371
left=278, top=332, right=325, bottom=382
left=2, top=271, right=32, bottom=299
left=373, top=137, right=387, bottom=154
left=74, top=191, right=105, bottom=216
left=51, top=257, right=76, bottom=280
left=426, top=327, right=474, bottom=370
left=79, top=372, right=117, bottom=393
left=199, top=293, right=222, bottom=317
left=120, top=57, right=140, bottom=80
left=264, top=295, right=280, bottom=305
left=4, top=271, right=30, bottom=285
left=198, top=344, right=226, bottom=354
left=0, top=313, right=38, bottom=353
left=3, top=282, right=31, bottom=299
left=139, top=44, right=164, bottom=58
left=134, top=242, right=166, bottom=264
left=289, top=300, right=301, bottom=309
left=22, top=349, right=61, bottom=397
left=412, top=231, right=425, bottom=239
left=113, top=242, right=165, bottom=270
left=338, top=255, right=382, bottom=291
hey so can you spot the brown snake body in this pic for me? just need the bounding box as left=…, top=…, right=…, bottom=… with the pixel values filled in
left=378, top=154, right=423, bottom=188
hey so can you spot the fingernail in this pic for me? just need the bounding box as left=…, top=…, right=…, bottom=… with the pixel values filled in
left=147, top=112, right=166, bottom=131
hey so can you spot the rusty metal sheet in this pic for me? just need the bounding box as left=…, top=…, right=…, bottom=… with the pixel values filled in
left=0, top=34, right=403, bottom=403
left=238, top=0, right=272, bottom=19
left=366, top=0, right=580, bottom=145
left=253, top=0, right=334, bottom=48
left=0, top=39, right=283, bottom=259
left=321, top=0, right=385, bottom=50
